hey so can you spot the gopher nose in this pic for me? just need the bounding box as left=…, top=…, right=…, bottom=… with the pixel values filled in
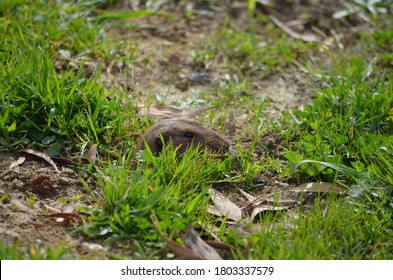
left=220, top=143, right=235, bottom=155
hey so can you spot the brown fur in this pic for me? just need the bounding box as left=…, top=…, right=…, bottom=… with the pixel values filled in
left=134, top=118, right=231, bottom=157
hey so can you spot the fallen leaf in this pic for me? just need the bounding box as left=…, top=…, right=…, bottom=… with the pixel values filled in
left=21, top=149, right=59, bottom=172
left=184, top=223, right=222, bottom=260
left=197, top=223, right=237, bottom=257
left=42, top=180, right=56, bottom=191
left=56, top=205, right=76, bottom=222
left=141, top=105, right=214, bottom=120
left=207, top=204, right=224, bottom=217
left=209, top=188, right=242, bottom=221
left=87, top=144, right=97, bottom=165
left=151, top=216, right=201, bottom=260
left=205, top=240, right=235, bottom=252
left=26, top=220, right=69, bottom=227
left=26, top=213, right=84, bottom=227
left=269, top=14, right=325, bottom=45
left=30, top=176, right=50, bottom=187
left=44, top=205, right=62, bottom=214
left=163, top=235, right=202, bottom=260
left=44, top=205, right=75, bottom=222
left=129, top=0, right=141, bottom=11
left=29, top=176, right=56, bottom=193
left=10, top=199, right=37, bottom=217
left=289, top=182, right=345, bottom=195
left=42, top=213, right=83, bottom=224
left=51, top=156, right=79, bottom=166
left=250, top=205, right=288, bottom=222
left=9, top=156, right=26, bottom=169
left=238, top=188, right=258, bottom=204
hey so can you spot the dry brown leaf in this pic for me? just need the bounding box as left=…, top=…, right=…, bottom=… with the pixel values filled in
left=151, top=215, right=201, bottom=260
left=30, top=175, right=50, bottom=187
left=29, top=176, right=56, bottom=193
left=9, top=156, right=26, bottom=169
left=209, top=188, right=242, bottom=221
left=51, top=156, right=79, bottom=166
left=250, top=205, right=288, bottom=222
left=27, top=213, right=84, bottom=227
left=44, top=205, right=62, bottom=214
left=10, top=199, right=37, bottom=217
left=207, top=204, right=224, bottom=217
left=57, top=205, right=76, bottom=222
left=26, top=220, right=70, bottom=227
left=141, top=105, right=214, bottom=120
left=157, top=228, right=201, bottom=259
left=238, top=188, right=258, bottom=204
left=87, top=144, right=97, bottom=165
left=42, top=180, right=56, bottom=190
left=129, top=0, right=141, bottom=10
left=163, top=234, right=202, bottom=260
left=269, top=14, right=325, bottom=45
left=204, top=240, right=235, bottom=252
left=184, top=223, right=222, bottom=260
left=44, top=205, right=75, bottom=222
left=22, top=149, right=59, bottom=172
left=42, top=213, right=83, bottom=225
left=161, top=235, right=202, bottom=260
left=289, top=182, right=345, bottom=195
left=42, top=180, right=56, bottom=191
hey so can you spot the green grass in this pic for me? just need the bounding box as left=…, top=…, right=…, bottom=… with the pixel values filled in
left=193, top=15, right=315, bottom=81
left=284, top=58, right=393, bottom=179
left=0, top=240, right=69, bottom=260
left=248, top=195, right=393, bottom=259
left=1, top=1, right=123, bottom=152
left=1, top=0, right=393, bottom=260
left=81, top=144, right=238, bottom=258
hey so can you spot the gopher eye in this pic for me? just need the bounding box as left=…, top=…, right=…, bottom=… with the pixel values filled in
left=155, top=137, right=163, bottom=150
left=184, top=132, right=194, bottom=138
